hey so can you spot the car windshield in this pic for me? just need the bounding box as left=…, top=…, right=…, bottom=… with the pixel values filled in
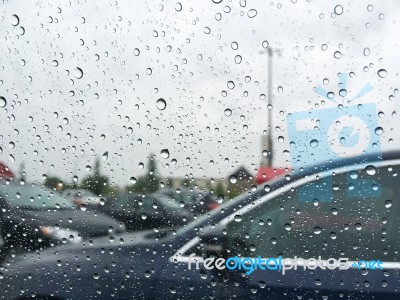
left=0, top=182, right=75, bottom=210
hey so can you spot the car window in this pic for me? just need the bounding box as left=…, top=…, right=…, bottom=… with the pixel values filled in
left=225, top=164, right=400, bottom=261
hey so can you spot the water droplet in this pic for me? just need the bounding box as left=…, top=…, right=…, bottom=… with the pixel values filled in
left=258, top=281, right=266, bottom=288
left=224, top=108, right=232, bottom=116
left=385, top=200, right=392, bottom=208
left=203, top=27, right=211, bottom=34
left=160, top=149, right=170, bottom=159
left=102, top=151, right=108, bottom=160
left=0, top=97, right=6, bottom=108
left=355, top=223, right=362, bottom=230
left=133, top=48, right=140, bottom=56
left=349, top=171, right=358, bottom=179
left=175, top=2, right=182, bottom=11
left=156, top=98, right=167, bottom=110
left=234, top=55, right=242, bottom=64
left=247, top=9, right=257, bottom=18
left=334, top=51, right=342, bottom=59
left=11, top=14, right=20, bottom=26
left=339, top=89, right=347, bottom=97
left=334, top=5, right=344, bottom=15
left=229, top=175, right=237, bottom=183
left=365, top=165, right=376, bottom=176
left=262, top=40, right=269, bottom=49
left=363, top=47, right=370, bottom=56
left=141, top=213, right=147, bottom=220
left=313, top=227, right=322, bottom=234
left=375, top=127, right=383, bottom=135
left=74, top=67, right=83, bottom=79
left=234, top=214, right=242, bottom=222
left=130, top=177, right=137, bottom=184
left=310, top=139, right=319, bottom=148
left=227, top=81, right=235, bottom=89
left=284, top=223, right=292, bottom=231
left=377, top=69, right=387, bottom=78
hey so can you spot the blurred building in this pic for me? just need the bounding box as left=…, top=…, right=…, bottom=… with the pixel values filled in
left=256, top=135, right=288, bottom=184
left=0, top=162, right=14, bottom=180
left=227, top=166, right=254, bottom=196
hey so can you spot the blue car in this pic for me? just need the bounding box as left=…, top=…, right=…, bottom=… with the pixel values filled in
left=1, top=151, right=400, bottom=299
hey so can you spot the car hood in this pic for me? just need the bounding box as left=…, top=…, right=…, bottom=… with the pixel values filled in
left=21, top=209, right=125, bottom=238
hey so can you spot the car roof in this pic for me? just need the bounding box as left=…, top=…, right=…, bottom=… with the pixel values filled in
left=286, top=150, right=399, bottom=182
left=247, top=150, right=400, bottom=203
left=178, top=150, right=400, bottom=237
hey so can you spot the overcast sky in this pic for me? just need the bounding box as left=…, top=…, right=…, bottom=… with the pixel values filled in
left=0, top=0, right=399, bottom=187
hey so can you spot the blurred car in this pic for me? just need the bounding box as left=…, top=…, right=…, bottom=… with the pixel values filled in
left=61, top=188, right=103, bottom=208
left=96, top=193, right=193, bottom=231
left=0, top=181, right=125, bottom=258
left=1, top=151, right=400, bottom=299
left=155, top=188, right=220, bottom=214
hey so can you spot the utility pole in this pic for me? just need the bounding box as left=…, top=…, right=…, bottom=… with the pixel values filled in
left=260, top=47, right=279, bottom=168
left=266, top=48, right=273, bottom=167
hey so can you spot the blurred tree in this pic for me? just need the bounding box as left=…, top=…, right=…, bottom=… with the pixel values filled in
left=181, top=177, right=191, bottom=188
left=80, top=158, right=109, bottom=195
left=18, top=162, right=26, bottom=181
left=146, top=154, right=160, bottom=192
left=44, top=176, right=62, bottom=190
left=126, top=154, right=160, bottom=193
left=165, top=177, right=173, bottom=188
left=214, top=181, right=226, bottom=197
left=227, top=166, right=253, bottom=198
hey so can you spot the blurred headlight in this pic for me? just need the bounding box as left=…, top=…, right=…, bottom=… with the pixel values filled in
left=40, top=226, right=82, bottom=244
